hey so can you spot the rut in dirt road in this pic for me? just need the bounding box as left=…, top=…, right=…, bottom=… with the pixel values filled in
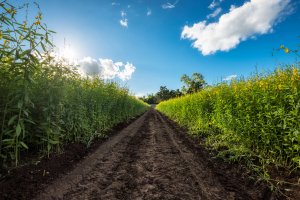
left=36, top=108, right=268, bottom=200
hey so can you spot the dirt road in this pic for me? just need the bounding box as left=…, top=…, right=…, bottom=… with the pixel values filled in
left=36, top=108, right=269, bottom=200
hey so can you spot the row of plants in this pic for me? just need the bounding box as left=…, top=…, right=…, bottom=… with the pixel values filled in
left=157, top=64, right=300, bottom=175
left=0, top=1, right=149, bottom=167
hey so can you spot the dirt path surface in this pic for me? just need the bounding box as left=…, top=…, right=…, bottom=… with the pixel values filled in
left=36, top=108, right=270, bottom=200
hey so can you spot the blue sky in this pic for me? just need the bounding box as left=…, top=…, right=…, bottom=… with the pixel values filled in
left=19, top=0, right=300, bottom=96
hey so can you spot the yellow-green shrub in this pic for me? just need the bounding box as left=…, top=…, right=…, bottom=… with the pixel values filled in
left=157, top=65, right=300, bottom=169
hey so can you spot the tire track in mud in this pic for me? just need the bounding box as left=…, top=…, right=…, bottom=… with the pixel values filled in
left=36, top=108, right=267, bottom=200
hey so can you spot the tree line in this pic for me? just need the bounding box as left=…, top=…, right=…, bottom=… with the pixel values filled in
left=139, top=73, right=206, bottom=104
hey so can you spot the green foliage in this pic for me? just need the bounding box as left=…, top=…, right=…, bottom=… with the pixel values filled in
left=156, top=86, right=182, bottom=102
left=157, top=65, right=300, bottom=172
left=140, top=86, right=182, bottom=104
left=181, top=73, right=206, bottom=94
left=0, top=1, right=149, bottom=166
left=140, top=72, right=206, bottom=104
left=139, top=93, right=158, bottom=104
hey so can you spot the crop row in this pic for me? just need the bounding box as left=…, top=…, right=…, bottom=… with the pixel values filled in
left=157, top=65, right=300, bottom=171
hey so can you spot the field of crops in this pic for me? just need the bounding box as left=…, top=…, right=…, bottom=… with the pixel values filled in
left=157, top=65, right=300, bottom=172
left=0, top=64, right=149, bottom=167
left=0, top=2, right=149, bottom=167
left=0, top=62, right=149, bottom=167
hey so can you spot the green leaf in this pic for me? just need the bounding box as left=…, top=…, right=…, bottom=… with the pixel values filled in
left=48, top=30, right=56, bottom=33
left=8, top=115, right=18, bottom=126
left=41, top=42, right=46, bottom=52
left=20, top=141, right=28, bottom=149
left=2, top=139, right=14, bottom=143
left=16, top=124, right=21, bottom=137
left=49, top=140, right=59, bottom=145
left=47, top=143, right=52, bottom=152
left=25, top=94, right=30, bottom=103
left=23, top=109, right=29, bottom=117
left=45, top=37, right=53, bottom=46
left=3, top=35, right=17, bottom=42
left=17, top=100, right=23, bottom=109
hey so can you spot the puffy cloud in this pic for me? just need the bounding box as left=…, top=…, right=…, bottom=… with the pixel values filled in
left=78, top=57, right=136, bottom=81
left=229, top=5, right=236, bottom=12
left=182, top=0, right=291, bottom=56
left=118, top=62, right=136, bottom=81
left=120, top=18, right=128, bottom=27
left=78, top=57, right=101, bottom=76
left=207, top=7, right=222, bottom=19
left=223, top=74, right=237, bottom=81
left=162, top=1, right=179, bottom=9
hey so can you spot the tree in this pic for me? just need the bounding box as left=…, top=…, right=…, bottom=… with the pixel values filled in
left=139, top=86, right=182, bottom=104
left=180, top=73, right=206, bottom=94
left=156, top=86, right=171, bottom=102
left=156, top=86, right=182, bottom=102
left=139, top=94, right=158, bottom=104
left=169, top=89, right=182, bottom=98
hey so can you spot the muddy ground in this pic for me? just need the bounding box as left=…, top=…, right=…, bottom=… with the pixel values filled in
left=1, top=108, right=299, bottom=199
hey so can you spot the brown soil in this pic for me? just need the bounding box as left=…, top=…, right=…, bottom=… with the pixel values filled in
left=0, top=115, right=141, bottom=200
left=1, top=108, right=299, bottom=199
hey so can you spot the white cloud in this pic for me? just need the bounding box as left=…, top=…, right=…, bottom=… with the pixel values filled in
left=120, top=18, right=128, bottom=27
left=78, top=57, right=101, bottom=76
left=121, top=10, right=126, bottom=17
left=208, top=0, right=218, bottom=9
left=209, top=0, right=225, bottom=9
left=162, top=3, right=175, bottom=9
left=118, top=62, right=136, bottom=81
left=182, top=0, right=291, bottom=56
left=147, top=8, right=152, bottom=16
left=207, top=7, right=222, bottom=19
left=162, top=0, right=179, bottom=9
left=78, top=57, right=136, bottom=81
left=120, top=11, right=128, bottom=27
left=223, top=74, right=237, bottom=81
left=112, top=2, right=120, bottom=6
left=229, top=5, right=236, bottom=12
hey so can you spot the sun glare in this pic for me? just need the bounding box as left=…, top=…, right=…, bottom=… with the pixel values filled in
left=61, top=45, right=75, bottom=62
